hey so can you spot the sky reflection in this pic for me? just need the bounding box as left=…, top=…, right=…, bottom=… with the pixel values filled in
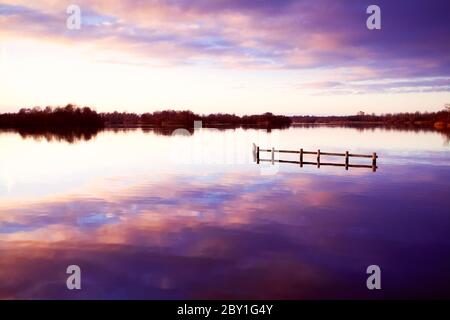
left=1, top=159, right=450, bottom=298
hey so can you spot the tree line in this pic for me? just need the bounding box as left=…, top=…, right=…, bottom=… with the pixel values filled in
left=0, top=105, right=104, bottom=129
left=0, top=106, right=290, bottom=126
left=1, top=104, right=449, bottom=130
left=291, top=108, right=450, bottom=129
left=0, top=105, right=292, bottom=128
left=103, top=110, right=292, bottom=127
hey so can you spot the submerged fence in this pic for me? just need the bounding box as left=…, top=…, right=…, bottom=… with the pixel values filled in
left=255, top=146, right=378, bottom=172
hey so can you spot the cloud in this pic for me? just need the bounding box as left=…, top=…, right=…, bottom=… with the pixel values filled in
left=300, top=77, right=450, bottom=95
left=0, top=0, right=449, bottom=89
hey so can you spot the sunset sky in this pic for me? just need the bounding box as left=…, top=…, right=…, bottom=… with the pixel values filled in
left=0, top=0, right=449, bottom=115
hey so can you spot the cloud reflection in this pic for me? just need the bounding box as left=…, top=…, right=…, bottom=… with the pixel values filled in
left=1, top=164, right=450, bottom=299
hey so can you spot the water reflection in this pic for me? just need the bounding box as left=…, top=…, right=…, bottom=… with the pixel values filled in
left=0, top=126, right=449, bottom=299
left=1, top=164, right=450, bottom=299
left=292, top=124, right=450, bottom=144
left=3, top=124, right=449, bottom=145
left=0, top=128, right=102, bottom=143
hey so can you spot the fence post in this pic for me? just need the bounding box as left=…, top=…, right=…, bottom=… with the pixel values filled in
left=317, top=149, right=320, bottom=168
left=271, top=147, right=275, bottom=165
left=300, top=148, right=303, bottom=167
left=345, top=151, right=349, bottom=170
left=256, top=146, right=260, bottom=164
left=372, top=152, right=377, bottom=172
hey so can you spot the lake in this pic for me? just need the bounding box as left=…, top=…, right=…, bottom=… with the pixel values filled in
left=0, top=125, right=449, bottom=299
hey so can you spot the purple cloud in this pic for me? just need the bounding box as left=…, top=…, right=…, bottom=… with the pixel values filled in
left=1, top=0, right=449, bottom=86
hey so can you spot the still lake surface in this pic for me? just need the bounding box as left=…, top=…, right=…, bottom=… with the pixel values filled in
left=0, top=126, right=449, bottom=299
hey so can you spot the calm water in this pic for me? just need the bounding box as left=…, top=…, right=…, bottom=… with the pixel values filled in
left=0, top=126, right=449, bottom=299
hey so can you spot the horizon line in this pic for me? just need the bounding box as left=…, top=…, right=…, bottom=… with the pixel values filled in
left=1, top=104, right=449, bottom=118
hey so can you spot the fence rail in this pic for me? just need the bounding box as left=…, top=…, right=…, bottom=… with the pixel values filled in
left=255, top=146, right=378, bottom=172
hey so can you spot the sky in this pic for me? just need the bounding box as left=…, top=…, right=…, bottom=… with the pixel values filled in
left=0, top=0, right=449, bottom=115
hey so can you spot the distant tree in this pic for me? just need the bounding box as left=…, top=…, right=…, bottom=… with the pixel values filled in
left=1, top=106, right=448, bottom=132
left=0, top=104, right=104, bottom=130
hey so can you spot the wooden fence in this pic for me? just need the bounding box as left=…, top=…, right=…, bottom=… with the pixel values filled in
left=255, top=146, right=378, bottom=172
